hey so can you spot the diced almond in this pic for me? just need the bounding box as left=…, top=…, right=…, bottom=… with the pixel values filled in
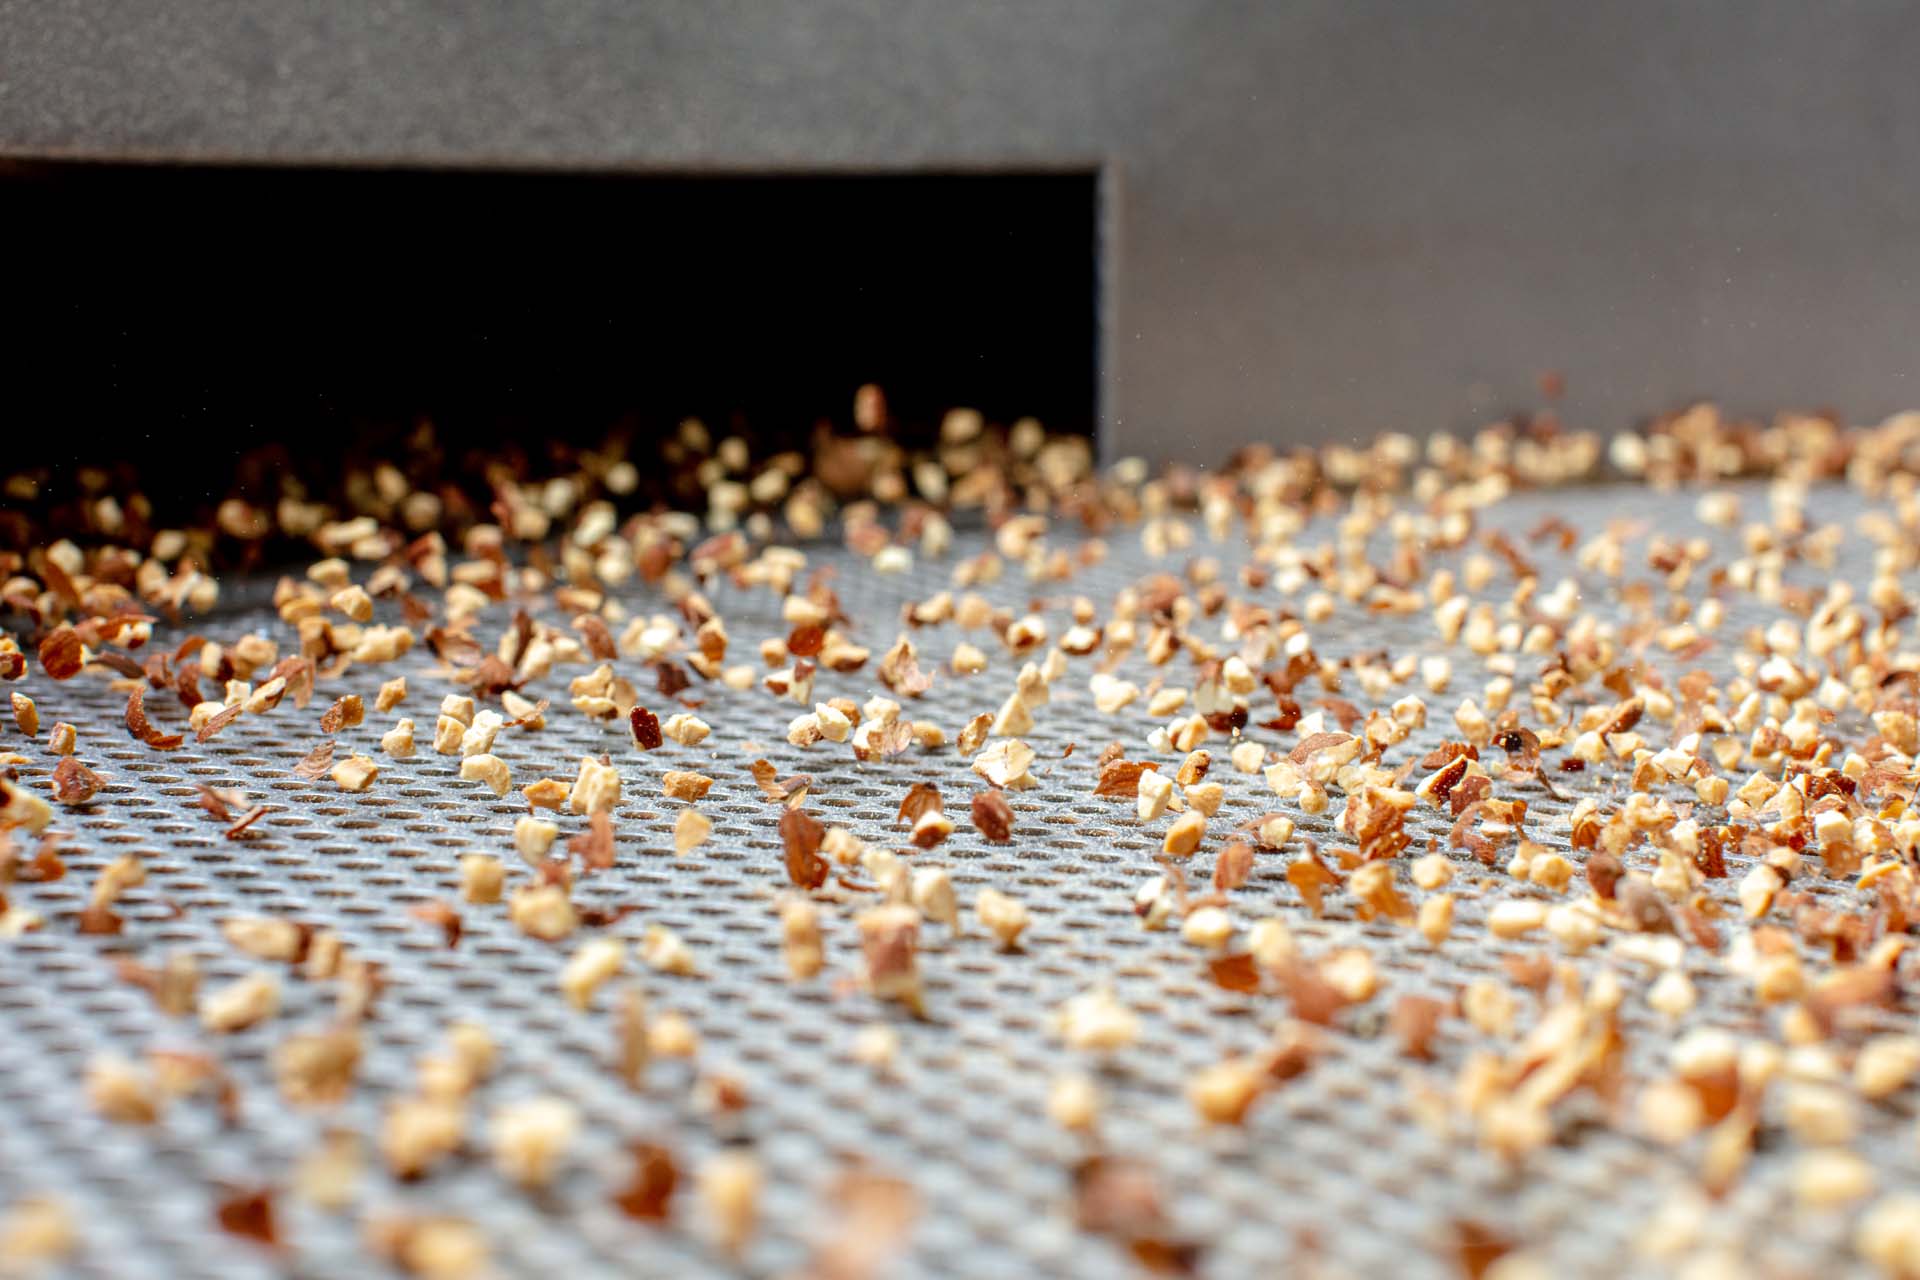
left=662, top=770, right=714, bottom=802
left=330, top=755, right=379, bottom=792
left=459, top=753, right=512, bottom=797
left=380, top=718, right=416, bottom=758
left=201, top=972, right=281, bottom=1032
left=375, top=677, right=408, bottom=712
left=675, top=808, right=712, bottom=855
left=1162, top=808, right=1206, bottom=856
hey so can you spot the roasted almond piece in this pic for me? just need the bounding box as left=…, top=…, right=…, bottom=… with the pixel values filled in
left=977, top=887, right=1029, bottom=948
left=458, top=753, right=512, bottom=797
left=662, top=770, right=714, bottom=802
left=330, top=754, right=379, bottom=792
left=201, top=972, right=281, bottom=1033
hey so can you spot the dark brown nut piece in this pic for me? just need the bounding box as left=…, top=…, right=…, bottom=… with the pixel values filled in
left=612, top=1143, right=678, bottom=1222
left=38, top=626, right=84, bottom=680
left=970, top=790, right=1015, bottom=843
left=629, top=706, right=663, bottom=750
left=124, top=687, right=184, bottom=750
left=780, top=807, right=829, bottom=889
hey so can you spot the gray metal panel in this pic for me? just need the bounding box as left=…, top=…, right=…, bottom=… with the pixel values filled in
left=2, top=0, right=1917, bottom=457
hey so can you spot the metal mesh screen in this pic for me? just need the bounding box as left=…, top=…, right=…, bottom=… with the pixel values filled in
left=1, top=480, right=1911, bottom=1278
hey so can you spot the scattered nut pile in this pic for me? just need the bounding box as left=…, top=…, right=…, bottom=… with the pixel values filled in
left=5, top=399, right=1920, bottom=1278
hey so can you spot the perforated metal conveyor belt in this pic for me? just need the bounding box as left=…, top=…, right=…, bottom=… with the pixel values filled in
left=0, top=481, right=1913, bottom=1279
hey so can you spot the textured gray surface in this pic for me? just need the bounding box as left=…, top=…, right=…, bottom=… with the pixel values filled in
left=5, top=2, right=1920, bottom=457
left=0, top=481, right=1913, bottom=1277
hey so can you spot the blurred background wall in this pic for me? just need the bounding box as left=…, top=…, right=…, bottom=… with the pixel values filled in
left=3, top=0, right=1917, bottom=461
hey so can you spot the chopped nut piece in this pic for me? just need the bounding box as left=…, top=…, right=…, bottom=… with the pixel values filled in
left=223, top=915, right=304, bottom=962
left=1857, top=1193, right=1920, bottom=1275
left=294, top=1130, right=362, bottom=1210
left=1411, top=853, right=1454, bottom=890
left=1184, top=781, right=1225, bottom=816
left=490, top=1096, right=578, bottom=1189
left=1416, top=893, right=1455, bottom=944
left=453, top=752, right=508, bottom=797
left=698, top=1151, right=762, bottom=1257
left=0, top=1195, right=76, bottom=1271
left=956, top=712, right=992, bottom=756
left=779, top=807, right=829, bottom=888
left=501, top=690, right=546, bottom=728
left=50, top=756, right=103, bottom=806
left=508, top=884, right=577, bottom=941
left=1056, top=986, right=1139, bottom=1052
left=976, top=886, right=1029, bottom=947
left=1048, top=1074, right=1101, bottom=1131
left=201, top=972, right=281, bottom=1033
left=813, top=701, right=852, bottom=742
left=662, top=770, right=713, bottom=802
left=380, top=717, right=416, bottom=758
left=11, top=692, right=38, bottom=737
left=972, top=738, right=1038, bottom=789
left=87, top=1054, right=161, bottom=1123
left=910, top=866, right=959, bottom=929
left=571, top=756, right=622, bottom=814
left=781, top=898, right=825, bottom=979
left=431, top=714, right=465, bottom=754
left=522, top=777, right=571, bottom=810
left=561, top=936, right=626, bottom=1009
left=612, top=1142, right=679, bottom=1222
left=1794, top=1149, right=1874, bottom=1209
left=661, top=712, right=711, bottom=746
left=375, top=676, right=408, bottom=712
left=275, top=1028, right=362, bottom=1105
left=366, top=1214, right=488, bottom=1278
left=1162, top=809, right=1206, bottom=856
left=849, top=1024, right=899, bottom=1071
left=640, top=924, right=697, bottom=976
left=330, top=584, right=374, bottom=621
left=674, top=807, right=712, bottom=855
left=1486, top=899, right=1547, bottom=939
left=857, top=903, right=923, bottom=1015
left=970, top=789, right=1015, bottom=843
left=330, top=754, right=379, bottom=793
left=649, top=1009, right=700, bottom=1059
left=991, top=690, right=1034, bottom=735
left=1855, top=1034, right=1920, bottom=1100
left=381, top=1097, right=464, bottom=1180
left=320, top=694, right=364, bottom=733
left=514, top=816, right=560, bottom=861
left=1648, top=968, right=1696, bottom=1017
left=1137, top=769, right=1173, bottom=821
left=909, top=809, right=954, bottom=849
left=1188, top=1057, right=1265, bottom=1125
left=1181, top=904, right=1233, bottom=949
left=459, top=855, right=504, bottom=904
